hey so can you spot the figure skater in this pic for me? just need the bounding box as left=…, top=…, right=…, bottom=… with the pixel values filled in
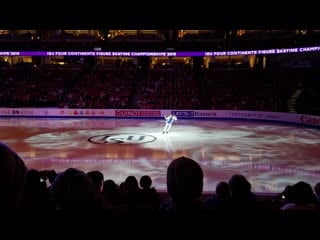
left=163, top=112, right=177, bottom=134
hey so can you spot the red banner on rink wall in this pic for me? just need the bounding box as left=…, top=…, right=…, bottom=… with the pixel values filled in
left=115, top=110, right=161, bottom=117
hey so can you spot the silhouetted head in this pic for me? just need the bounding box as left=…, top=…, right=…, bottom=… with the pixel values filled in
left=87, top=170, right=104, bottom=191
left=314, top=182, right=320, bottom=196
left=124, top=175, right=139, bottom=191
left=228, top=174, right=252, bottom=197
left=291, top=181, right=317, bottom=204
left=277, top=185, right=293, bottom=203
left=140, top=175, right=152, bottom=189
left=167, top=156, right=203, bottom=204
left=0, top=142, right=27, bottom=209
left=51, top=168, right=98, bottom=210
left=215, top=181, right=231, bottom=199
left=47, top=170, right=57, bottom=184
left=103, top=179, right=118, bottom=195
left=25, top=169, right=42, bottom=189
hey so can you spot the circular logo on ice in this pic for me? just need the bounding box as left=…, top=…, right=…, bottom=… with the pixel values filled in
left=88, top=133, right=156, bottom=145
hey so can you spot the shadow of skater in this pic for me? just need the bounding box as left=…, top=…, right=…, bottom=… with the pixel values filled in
left=163, top=134, right=173, bottom=154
